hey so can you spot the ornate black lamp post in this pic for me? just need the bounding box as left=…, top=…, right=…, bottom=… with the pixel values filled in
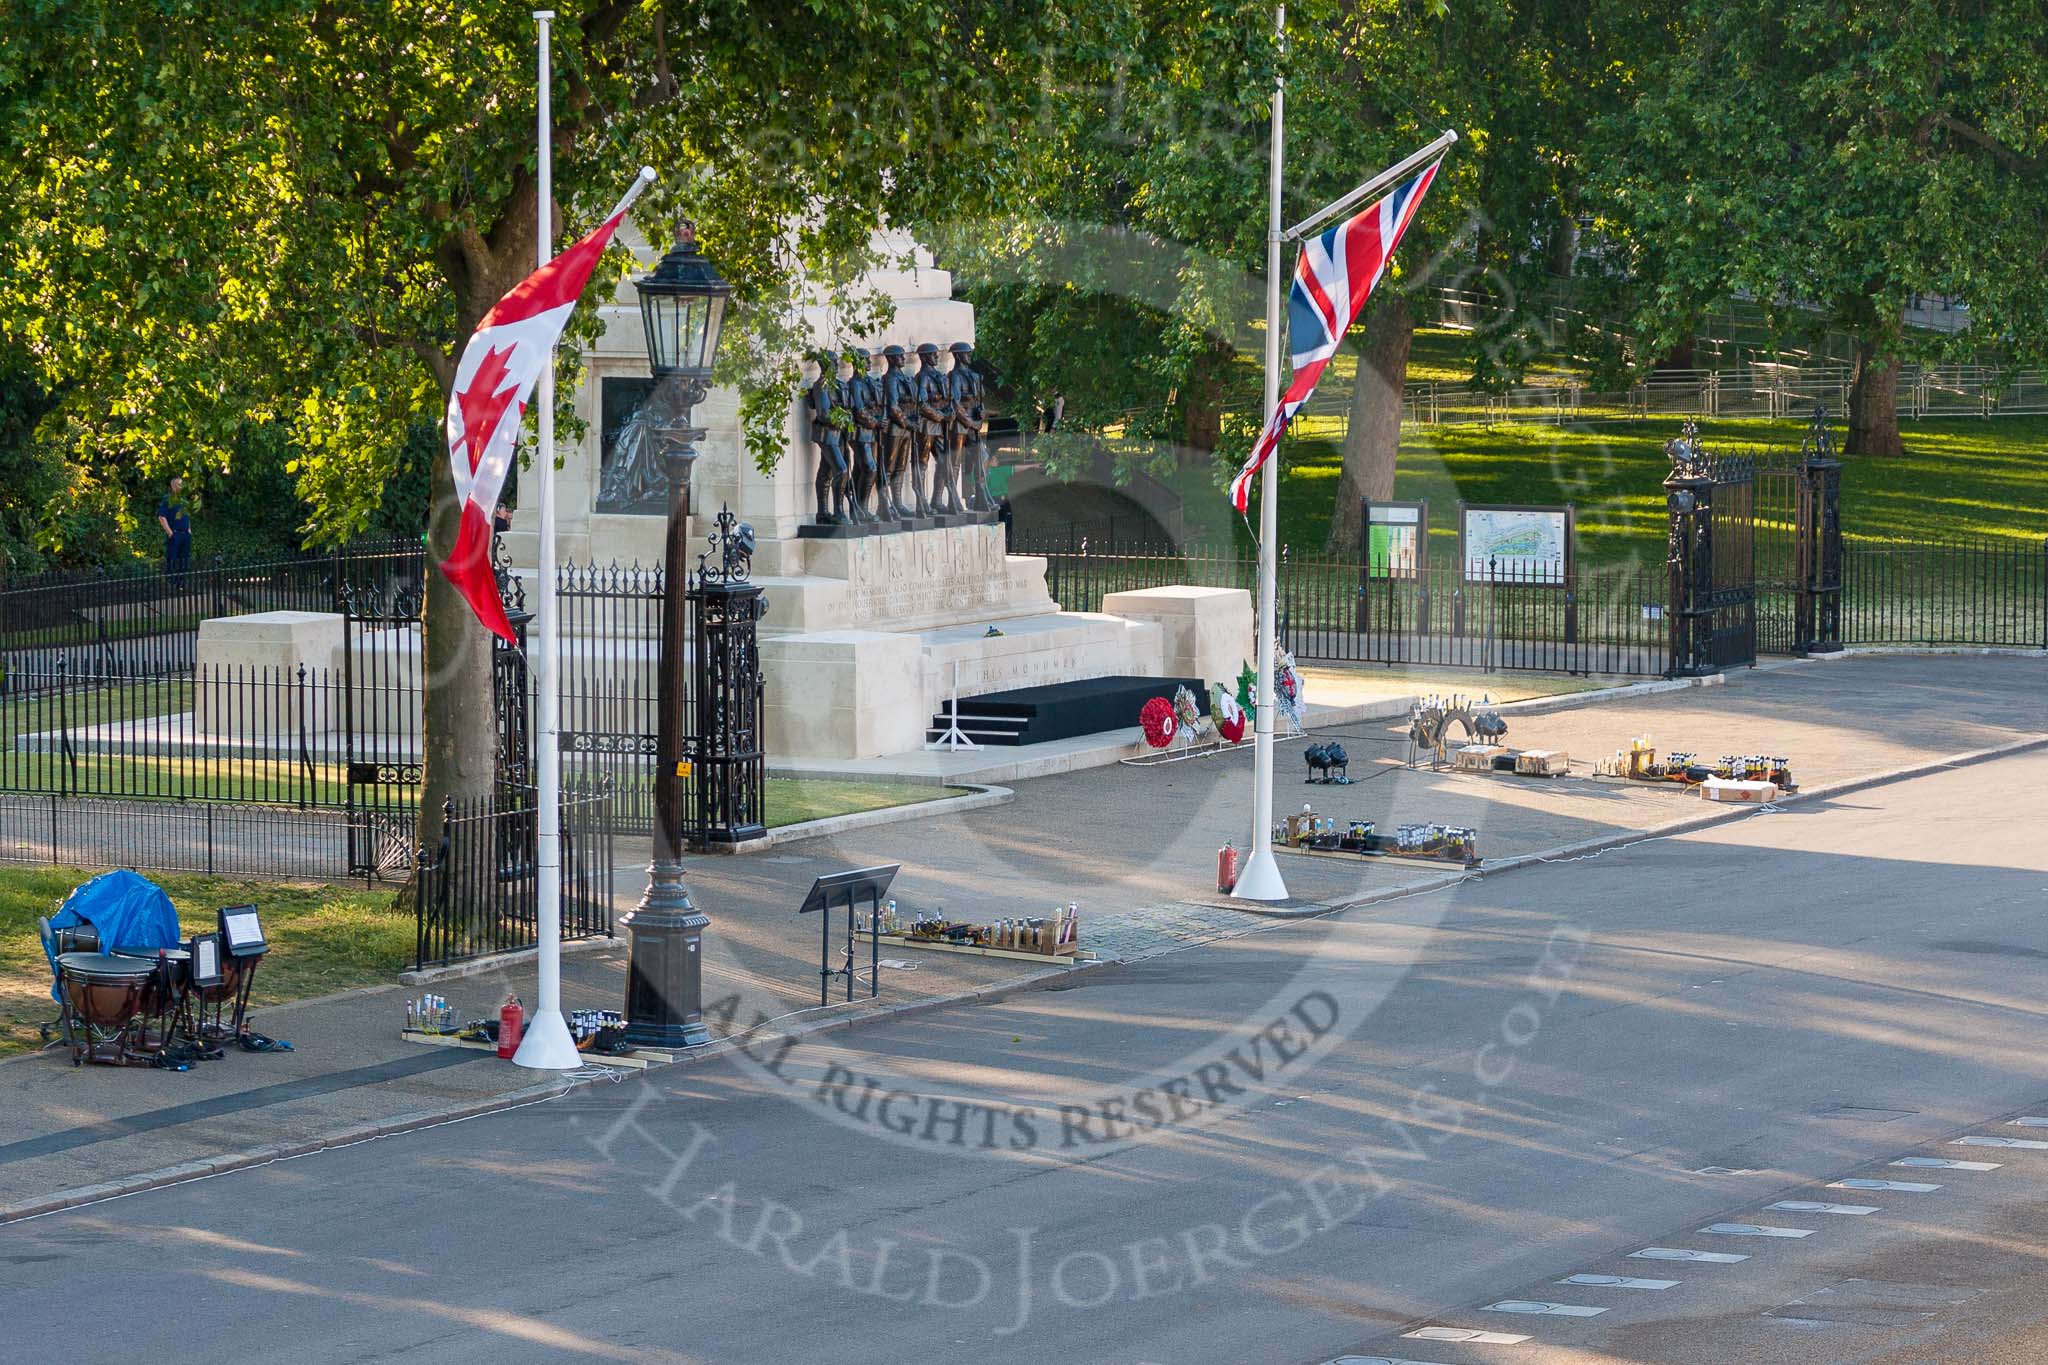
left=622, top=225, right=731, bottom=1049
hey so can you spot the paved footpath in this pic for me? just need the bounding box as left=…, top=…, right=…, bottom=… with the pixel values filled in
left=0, top=653, right=2040, bottom=1224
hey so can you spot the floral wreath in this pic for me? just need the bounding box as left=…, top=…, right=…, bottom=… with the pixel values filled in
left=1138, top=695, right=1179, bottom=749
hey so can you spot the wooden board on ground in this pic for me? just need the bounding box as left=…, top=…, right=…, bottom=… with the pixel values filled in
left=398, top=1028, right=675, bottom=1069
left=859, top=931, right=1092, bottom=965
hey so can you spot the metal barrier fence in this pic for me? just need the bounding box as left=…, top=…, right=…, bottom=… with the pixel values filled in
left=412, top=788, right=616, bottom=971
left=1365, top=366, right=2048, bottom=433
left=0, top=539, right=422, bottom=694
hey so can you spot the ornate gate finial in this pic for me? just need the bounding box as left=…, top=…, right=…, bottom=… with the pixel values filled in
left=1666, top=417, right=1712, bottom=479
left=1800, top=403, right=1836, bottom=462
left=697, top=505, right=755, bottom=585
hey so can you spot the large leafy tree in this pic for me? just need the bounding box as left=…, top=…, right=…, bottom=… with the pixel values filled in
left=945, top=0, right=1594, bottom=551
left=1285, top=0, right=1597, bottom=550
left=0, top=0, right=1081, bottom=835
left=1589, top=0, right=2048, bottom=455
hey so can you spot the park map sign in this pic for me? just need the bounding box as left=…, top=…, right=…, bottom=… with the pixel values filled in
left=1460, top=504, right=1572, bottom=585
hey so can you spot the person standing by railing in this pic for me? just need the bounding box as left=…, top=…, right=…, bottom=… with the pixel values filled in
left=156, top=476, right=193, bottom=590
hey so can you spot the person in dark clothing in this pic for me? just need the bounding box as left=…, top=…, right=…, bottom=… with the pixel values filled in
left=156, top=477, right=192, bottom=586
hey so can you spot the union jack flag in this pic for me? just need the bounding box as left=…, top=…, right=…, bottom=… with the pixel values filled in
left=1228, top=159, right=1442, bottom=512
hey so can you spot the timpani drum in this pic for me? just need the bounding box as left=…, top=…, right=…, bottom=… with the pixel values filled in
left=56, top=952, right=156, bottom=1066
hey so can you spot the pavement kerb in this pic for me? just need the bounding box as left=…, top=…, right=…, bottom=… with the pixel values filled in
left=9, top=726, right=2045, bottom=1227
left=714, top=782, right=1013, bottom=854
left=1816, top=645, right=2048, bottom=661
left=1486, top=671, right=1726, bottom=719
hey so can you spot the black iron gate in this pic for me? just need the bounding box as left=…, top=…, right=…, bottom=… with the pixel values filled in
left=338, top=579, right=425, bottom=879
left=1665, top=421, right=1758, bottom=675
left=1754, top=406, right=1845, bottom=655
left=337, top=570, right=533, bottom=879
left=686, top=509, right=767, bottom=847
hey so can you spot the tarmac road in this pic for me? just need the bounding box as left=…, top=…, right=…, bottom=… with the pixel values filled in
left=5, top=746, right=2048, bottom=1365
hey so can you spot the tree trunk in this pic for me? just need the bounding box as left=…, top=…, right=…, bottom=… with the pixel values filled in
left=417, top=444, right=502, bottom=848
left=1845, top=337, right=1903, bottom=456
left=415, top=212, right=540, bottom=858
left=1178, top=338, right=1232, bottom=466
left=1654, top=334, right=1696, bottom=371
left=1327, top=295, right=1414, bottom=553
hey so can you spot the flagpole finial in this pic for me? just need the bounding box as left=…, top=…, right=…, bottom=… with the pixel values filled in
left=638, top=165, right=657, bottom=185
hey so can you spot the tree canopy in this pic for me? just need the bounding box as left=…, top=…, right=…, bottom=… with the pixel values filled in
left=943, top=0, right=1597, bottom=548
left=1588, top=0, right=2048, bottom=454
left=0, top=0, right=1097, bottom=824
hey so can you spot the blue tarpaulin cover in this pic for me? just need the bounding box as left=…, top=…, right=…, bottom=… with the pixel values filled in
left=42, top=870, right=182, bottom=1000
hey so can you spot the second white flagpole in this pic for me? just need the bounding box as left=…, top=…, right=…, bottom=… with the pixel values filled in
left=514, top=7, right=582, bottom=1068
left=1234, top=3, right=1290, bottom=902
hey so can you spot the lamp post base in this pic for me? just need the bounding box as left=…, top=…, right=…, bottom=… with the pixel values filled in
left=1231, top=847, right=1289, bottom=902
left=622, top=871, right=713, bottom=1049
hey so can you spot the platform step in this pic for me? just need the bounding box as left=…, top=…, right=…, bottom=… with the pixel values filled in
left=927, top=674, right=1205, bottom=747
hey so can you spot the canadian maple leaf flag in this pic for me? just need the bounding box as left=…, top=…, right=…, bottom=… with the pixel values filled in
left=440, top=173, right=650, bottom=641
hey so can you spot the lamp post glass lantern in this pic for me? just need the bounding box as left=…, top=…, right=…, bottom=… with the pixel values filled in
left=622, top=223, right=731, bottom=1050
left=638, top=222, right=730, bottom=380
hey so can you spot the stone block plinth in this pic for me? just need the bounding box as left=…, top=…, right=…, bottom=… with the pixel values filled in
left=1099, top=585, right=1253, bottom=689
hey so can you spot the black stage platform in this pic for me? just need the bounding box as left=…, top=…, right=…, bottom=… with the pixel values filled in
left=926, top=674, right=1208, bottom=747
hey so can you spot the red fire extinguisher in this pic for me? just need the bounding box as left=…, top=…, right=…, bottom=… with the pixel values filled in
left=1217, top=842, right=1239, bottom=893
left=497, top=994, right=524, bottom=1059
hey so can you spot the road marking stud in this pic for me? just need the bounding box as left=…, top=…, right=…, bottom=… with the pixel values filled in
left=1485, top=1300, right=1606, bottom=1316
left=1831, top=1178, right=1940, bottom=1192
left=1402, top=1327, right=1531, bottom=1344
left=1768, top=1200, right=1878, bottom=1215
left=1894, top=1157, right=2001, bottom=1171
left=1561, top=1274, right=1679, bottom=1289
left=1955, top=1136, right=2048, bottom=1149
left=1700, top=1223, right=1814, bottom=1237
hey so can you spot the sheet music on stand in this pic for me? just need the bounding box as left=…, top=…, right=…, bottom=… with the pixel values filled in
left=797, top=864, right=901, bottom=1006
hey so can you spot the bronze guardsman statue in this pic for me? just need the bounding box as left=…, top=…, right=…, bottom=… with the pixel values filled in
left=946, top=340, right=994, bottom=513
left=844, top=346, right=894, bottom=523
left=914, top=342, right=959, bottom=516
left=881, top=344, right=927, bottom=519
left=804, top=352, right=852, bottom=525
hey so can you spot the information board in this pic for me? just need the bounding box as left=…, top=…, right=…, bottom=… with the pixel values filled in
left=1460, top=504, right=1572, bottom=584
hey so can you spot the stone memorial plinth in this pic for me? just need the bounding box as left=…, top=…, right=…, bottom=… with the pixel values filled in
left=499, top=227, right=1187, bottom=763
left=1099, top=586, right=1254, bottom=690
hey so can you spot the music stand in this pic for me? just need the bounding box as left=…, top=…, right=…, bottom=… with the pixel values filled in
left=211, top=904, right=266, bottom=1040
left=796, top=865, right=900, bottom=1007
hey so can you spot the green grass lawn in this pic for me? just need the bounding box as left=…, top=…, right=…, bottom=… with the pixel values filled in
left=1201, top=414, right=2048, bottom=568
left=0, top=869, right=407, bottom=1059
left=0, top=674, right=960, bottom=819
left=763, top=777, right=967, bottom=827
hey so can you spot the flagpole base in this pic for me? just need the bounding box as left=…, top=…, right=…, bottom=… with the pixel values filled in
left=511, top=1007, right=582, bottom=1070
left=1232, top=848, right=1289, bottom=902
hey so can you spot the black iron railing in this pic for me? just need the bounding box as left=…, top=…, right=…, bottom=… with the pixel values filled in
left=1840, top=537, right=2048, bottom=648
left=0, top=538, right=421, bottom=694
left=1033, top=543, right=1670, bottom=676
left=413, top=787, right=616, bottom=971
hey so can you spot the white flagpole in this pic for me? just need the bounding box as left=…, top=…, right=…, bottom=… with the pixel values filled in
left=514, top=7, right=582, bottom=1068
left=1234, top=3, right=1290, bottom=902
